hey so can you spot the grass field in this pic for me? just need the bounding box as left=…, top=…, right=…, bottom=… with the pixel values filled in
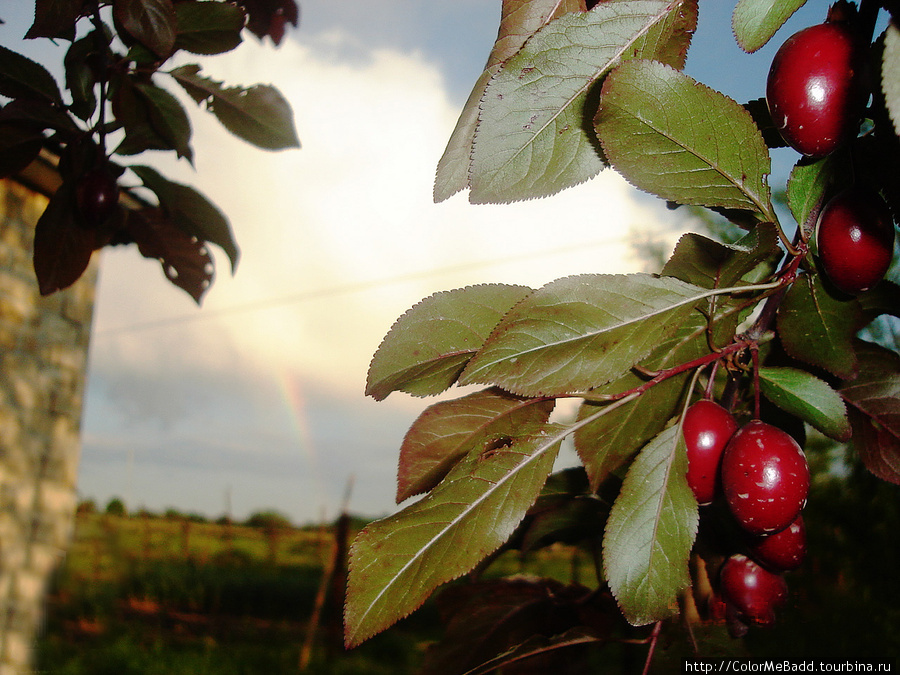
left=36, top=511, right=442, bottom=674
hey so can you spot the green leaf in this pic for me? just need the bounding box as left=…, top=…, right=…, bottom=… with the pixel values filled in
left=169, top=64, right=300, bottom=150
left=115, top=0, right=177, bottom=57
left=434, top=0, right=585, bottom=202
left=841, top=341, right=900, bottom=484
left=174, top=1, right=245, bottom=55
left=129, top=164, right=239, bottom=272
left=397, top=388, right=555, bottom=503
left=468, top=0, right=696, bottom=204
left=603, top=424, right=698, bottom=626
left=575, top=291, right=747, bottom=489
left=777, top=274, right=863, bottom=380
left=596, top=60, right=774, bottom=220
left=882, top=21, right=900, bottom=139
left=759, top=367, right=851, bottom=440
left=344, top=424, right=564, bottom=647
left=661, top=222, right=781, bottom=290
left=366, top=284, right=533, bottom=401
left=786, top=156, right=834, bottom=237
left=459, top=273, right=710, bottom=397
left=0, top=45, right=63, bottom=104
left=732, top=0, right=807, bottom=53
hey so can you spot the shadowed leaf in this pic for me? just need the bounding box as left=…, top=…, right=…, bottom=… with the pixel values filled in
left=0, top=123, right=44, bottom=179
left=170, top=63, right=299, bottom=150
left=421, top=579, right=606, bottom=675
left=134, top=82, right=194, bottom=161
left=0, top=45, right=63, bottom=104
left=33, top=183, right=97, bottom=295
left=25, top=0, right=85, bottom=40
left=175, top=1, right=245, bottom=55
left=777, top=274, right=863, bottom=380
left=841, top=341, right=900, bottom=484
left=661, top=222, right=781, bottom=290
left=130, top=164, right=239, bottom=273
left=124, top=207, right=214, bottom=304
left=240, top=0, right=300, bottom=45
left=115, top=0, right=177, bottom=57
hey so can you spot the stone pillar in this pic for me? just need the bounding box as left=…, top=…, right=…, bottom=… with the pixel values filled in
left=0, top=175, right=98, bottom=674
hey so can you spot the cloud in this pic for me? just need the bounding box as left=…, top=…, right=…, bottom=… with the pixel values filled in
left=82, top=28, right=672, bottom=522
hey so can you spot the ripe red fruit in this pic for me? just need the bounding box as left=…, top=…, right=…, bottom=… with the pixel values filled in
left=721, top=420, right=810, bottom=536
left=816, top=189, right=895, bottom=295
left=76, top=166, right=119, bottom=229
left=749, top=515, right=806, bottom=572
left=719, top=554, right=788, bottom=626
left=766, top=21, right=864, bottom=158
left=683, top=400, right=738, bottom=505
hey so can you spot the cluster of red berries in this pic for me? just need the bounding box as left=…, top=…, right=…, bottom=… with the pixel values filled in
left=766, top=5, right=896, bottom=295
left=683, top=400, right=810, bottom=631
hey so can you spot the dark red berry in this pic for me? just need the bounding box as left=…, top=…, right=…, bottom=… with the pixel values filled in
left=683, top=400, right=738, bottom=505
left=719, top=554, right=788, bottom=627
left=76, top=166, right=119, bottom=229
left=721, top=420, right=810, bottom=536
left=816, top=188, right=895, bottom=295
left=749, top=515, right=806, bottom=572
left=766, top=21, right=864, bottom=158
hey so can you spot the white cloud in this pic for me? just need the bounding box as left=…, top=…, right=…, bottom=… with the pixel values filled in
left=83, top=30, right=672, bottom=520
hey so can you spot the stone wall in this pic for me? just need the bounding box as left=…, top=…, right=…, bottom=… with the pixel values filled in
left=0, top=174, right=98, bottom=674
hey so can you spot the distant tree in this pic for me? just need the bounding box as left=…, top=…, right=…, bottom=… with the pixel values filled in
left=163, top=507, right=184, bottom=520
left=104, top=497, right=126, bottom=517
left=75, top=498, right=96, bottom=514
left=245, top=510, right=292, bottom=530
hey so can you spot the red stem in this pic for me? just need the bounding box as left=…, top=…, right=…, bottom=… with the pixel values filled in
left=641, top=621, right=663, bottom=675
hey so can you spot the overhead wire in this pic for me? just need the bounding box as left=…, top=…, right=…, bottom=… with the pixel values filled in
left=94, top=234, right=634, bottom=338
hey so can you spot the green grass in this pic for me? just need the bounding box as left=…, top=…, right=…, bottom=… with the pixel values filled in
left=36, top=513, right=439, bottom=675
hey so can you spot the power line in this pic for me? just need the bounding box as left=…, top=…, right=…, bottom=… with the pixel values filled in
left=94, top=235, right=632, bottom=337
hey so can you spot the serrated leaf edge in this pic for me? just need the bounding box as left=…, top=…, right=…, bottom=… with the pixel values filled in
left=344, top=424, right=565, bottom=647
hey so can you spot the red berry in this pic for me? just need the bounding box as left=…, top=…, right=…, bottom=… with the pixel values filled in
left=816, top=189, right=895, bottom=295
left=683, top=400, right=738, bottom=505
left=721, top=421, right=809, bottom=536
left=76, top=166, right=119, bottom=229
left=766, top=21, right=864, bottom=158
left=719, top=554, right=788, bottom=627
left=749, top=515, right=806, bottom=572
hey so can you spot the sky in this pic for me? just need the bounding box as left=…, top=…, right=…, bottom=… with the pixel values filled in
left=1, top=1, right=829, bottom=524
